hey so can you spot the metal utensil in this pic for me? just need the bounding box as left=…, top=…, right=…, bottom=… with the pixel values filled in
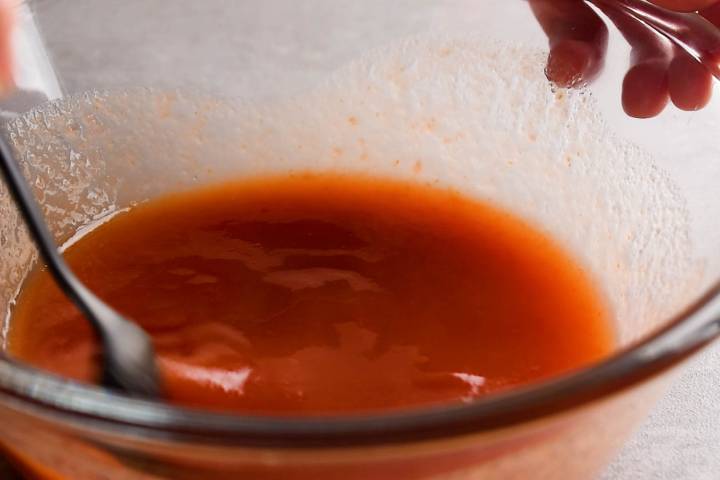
left=0, top=135, right=161, bottom=398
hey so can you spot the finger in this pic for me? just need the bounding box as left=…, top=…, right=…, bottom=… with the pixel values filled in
left=691, top=2, right=720, bottom=78
left=529, top=0, right=608, bottom=87
left=599, top=2, right=670, bottom=63
left=593, top=3, right=673, bottom=117
left=668, top=51, right=713, bottom=110
left=622, top=59, right=670, bottom=118
left=529, top=0, right=605, bottom=43
left=0, top=0, right=13, bottom=93
left=651, top=0, right=717, bottom=12
left=644, top=0, right=716, bottom=110
left=546, top=39, right=602, bottom=88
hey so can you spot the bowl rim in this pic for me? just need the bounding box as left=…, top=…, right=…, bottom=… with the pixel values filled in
left=0, top=280, right=718, bottom=448
left=2, top=0, right=720, bottom=450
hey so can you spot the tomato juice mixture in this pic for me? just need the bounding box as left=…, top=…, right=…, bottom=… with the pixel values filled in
left=9, top=174, right=613, bottom=414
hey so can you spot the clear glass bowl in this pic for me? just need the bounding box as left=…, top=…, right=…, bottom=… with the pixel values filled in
left=0, top=1, right=719, bottom=478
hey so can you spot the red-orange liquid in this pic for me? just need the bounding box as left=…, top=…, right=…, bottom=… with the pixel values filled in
left=9, top=175, right=613, bottom=414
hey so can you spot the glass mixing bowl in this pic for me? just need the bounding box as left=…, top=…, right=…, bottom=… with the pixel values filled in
left=0, top=1, right=719, bottom=478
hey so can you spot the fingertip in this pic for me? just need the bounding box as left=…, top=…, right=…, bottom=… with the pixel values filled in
left=668, top=55, right=713, bottom=111
left=546, top=39, right=602, bottom=88
left=622, top=60, right=670, bottom=118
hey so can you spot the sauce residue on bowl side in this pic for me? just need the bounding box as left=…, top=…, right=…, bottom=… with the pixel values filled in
left=9, top=174, right=613, bottom=415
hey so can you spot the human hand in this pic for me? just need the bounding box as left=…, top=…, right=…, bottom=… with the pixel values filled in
left=529, top=0, right=720, bottom=118
left=0, top=0, right=13, bottom=92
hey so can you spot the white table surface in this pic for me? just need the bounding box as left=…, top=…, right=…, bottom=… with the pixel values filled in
left=602, top=343, right=720, bottom=479
left=27, top=1, right=720, bottom=478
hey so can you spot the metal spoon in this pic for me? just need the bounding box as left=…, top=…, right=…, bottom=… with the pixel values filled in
left=0, top=135, right=161, bottom=398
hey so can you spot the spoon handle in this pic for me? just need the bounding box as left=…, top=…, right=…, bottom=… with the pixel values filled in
left=0, top=135, right=160, bottom=398
left=0, top=136, right=99, bottom=322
